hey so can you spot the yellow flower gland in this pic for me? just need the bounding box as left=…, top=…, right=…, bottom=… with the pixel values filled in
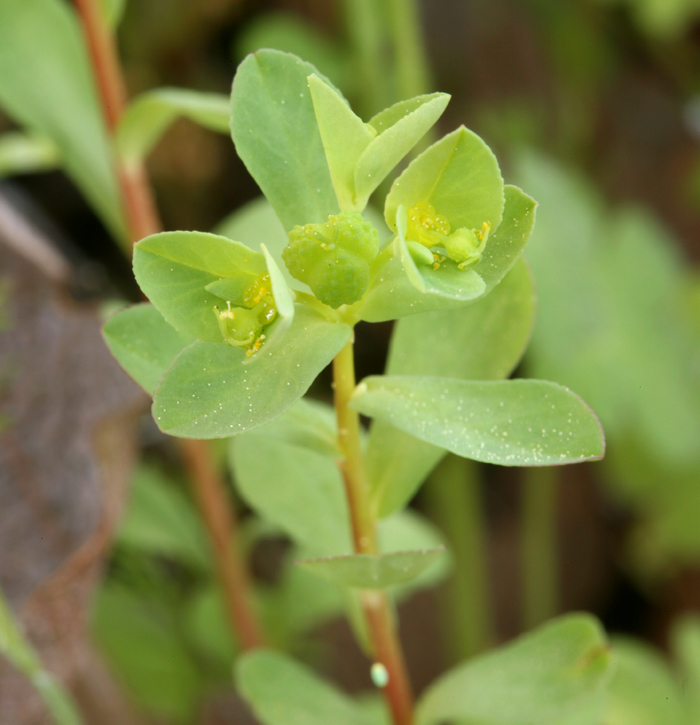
left=406, top=202, right=451, bottom=248
left=282, top=211, right=380, bottom=309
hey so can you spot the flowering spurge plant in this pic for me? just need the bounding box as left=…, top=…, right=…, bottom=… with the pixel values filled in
left=104, top=50, right=611, bottom=725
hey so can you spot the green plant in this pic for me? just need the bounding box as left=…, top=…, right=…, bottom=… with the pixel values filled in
left=102, top=48, right=610, bottom=724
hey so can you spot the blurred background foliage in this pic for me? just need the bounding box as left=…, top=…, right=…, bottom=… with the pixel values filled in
left=2, top=0, right=700, bottom=723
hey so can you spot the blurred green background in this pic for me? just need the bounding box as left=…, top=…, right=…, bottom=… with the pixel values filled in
left=2, top=0, right=700, bottom=723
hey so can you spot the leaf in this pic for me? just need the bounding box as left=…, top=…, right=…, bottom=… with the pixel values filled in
left=359, top=185, right=534, bottom=322
left=231, top=50, right=339, bottom=231
left=99, top=0, right=127, bottom=27
left=250, top=398, right=339, bottom=457
left=0, top=0, right=125, bottom=242
left=355, top=93, right=450, bottom=205
left=308, top=74, right=374, bottom=210
left=255, top=243, right=295, bottom=357
left=231, top=434, right=352, bottom=557
left=671, top=616, right=700, bottom=721
left=0, top=586, right=83, bottom=725
left=92, top=583, right=202, bottom=722
left=0, top=132, right=61, bottom=177
left=384, top=126, right=504, bottom=238
left=117, top=88, right=230, bottom=166
left=153, top=305, right=351, bottom=438
left=359, top=247, right=486, bottom=323
left=296, top=548, right=445, bottom=589
left=604, top=637, right=686, bottom=725
left=133, top=230, right=267, bottom=342
left=351, top=377, right=605, bottom=467
left=236, top=649, right=377, bottom=725
left=102, top=303, right=193, bottom=395
left=416, top=614, right=613, bottom=725
left=365, top=261, right=536, bottom=516
left=116, top=465, right=211, bottom=570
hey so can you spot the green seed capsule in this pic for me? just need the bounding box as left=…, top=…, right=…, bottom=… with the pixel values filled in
left=282, top=211, right=380, bottom=309
left=443, top=222, right=491, bottom=270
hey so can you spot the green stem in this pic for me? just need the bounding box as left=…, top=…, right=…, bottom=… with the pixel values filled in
left=333, top=339, right=414, bottom=725
left=521, top=467, right=559, bottom=631
left=0, top=587, right=83, bottom=725
left=424, top=456, right=493, bottom=663
left=343, top=0, right=389, bottom=116
left=385, top=0, right=431, bottom=101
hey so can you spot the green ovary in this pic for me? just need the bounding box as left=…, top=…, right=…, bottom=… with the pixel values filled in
left=405, top=202, right=491, bottom=270
left=282, top=211, right=380, bottom=309
left=213, top=273, right=277, bottom=356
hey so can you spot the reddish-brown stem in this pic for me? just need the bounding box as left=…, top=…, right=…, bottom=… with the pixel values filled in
left=333, top=340, right=414, bottom=725
left=74, top=0, right=264, bottom=650
left=179, top=439, right=264, bottom=650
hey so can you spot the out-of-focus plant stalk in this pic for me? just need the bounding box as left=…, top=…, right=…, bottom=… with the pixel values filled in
left=386, top=0, right=431, bottom=103
left=73, top=0, right=265, bottom=651
left=521, top=467, right=559, bottom=631
left=333, top=340, right=414, bottom=725
left=424, top=456, right=493, bottom=663
left=344, top=0, right=390, bottom=116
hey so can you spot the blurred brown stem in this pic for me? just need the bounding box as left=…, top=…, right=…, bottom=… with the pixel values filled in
left=73, top=0, right=264, bottom=651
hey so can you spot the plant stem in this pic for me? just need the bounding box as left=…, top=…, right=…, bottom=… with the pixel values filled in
left=385, top=0, right=431, bottom=101
left=73, top=0, right=264, bottom=651
left=343, top=0, right=390, bottom=116
left=333, top=340, right=414, bottom=725
left=521, top=467, right=559, bottom=631
left=424, top=456, right=492, bottom=663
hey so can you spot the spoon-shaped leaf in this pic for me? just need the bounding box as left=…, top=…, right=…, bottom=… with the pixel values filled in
left=351, top=376, right=605, bottom=466
left=133, top=231, right=267, bottom=342
left=153, top=305, right=351, bottom=438
left=231, top=50, right=339, bottom=231
left=102, top=303, right=193, bottom=395
left=296, top=548, right=445, bottom=589
left=416, top=614, right=613, bottom=725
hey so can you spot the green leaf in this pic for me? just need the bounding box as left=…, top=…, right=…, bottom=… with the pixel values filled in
left=0, top=0, right=125, bottom=241
left=231, top=431, right=352, bottom=558
left=359, top=185, right=533, bottom=323
left=384, top=126, right=504, bottom=237
left=116, top=465, right=211, bottom=570
left=355, top=93, right=450, bottom=205
left=296, top=548, right=445, bottom=589
left=99, top=0, right=127, bottom=27
left=250, top=398, right=339, bottom=457
left=671, top=616, right=700, bottom=722
left=185, top=586, right=238, bottom=667
left=308, top=74, right=374, bottom=210
left=92, top=584, right=201, bottom=722
left=117, top=88, right=230, bottom=166
left=236, top=649, right=377, bottom=725
left=153, top=305, right=351, bottom=438
left=257, top=243, right=295, bottom=355
left=231, top=50, right=339, bottom=231
left=102, top=303, right=193, bottom=395
left=0, top=132, right=61, bottom=177
left=359, top=246, right=486, bottom=322
left=0, top=586, right=83, bottom=725
left=416, top=614, right=613, bottom=725
left=604, top=637, right=686, bottom=725
left=133, top=230, right=267, bottom=342
left=352, top=377, right=605, bottom=467
left=365, top=261, right=535, bottom=516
